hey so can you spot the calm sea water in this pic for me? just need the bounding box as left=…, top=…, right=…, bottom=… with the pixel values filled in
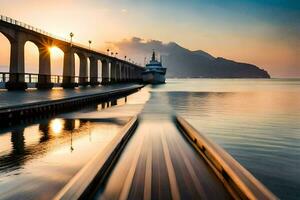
left=0, top=78, right=299, bottom=200
left=145, top=79, right=300, bottom=200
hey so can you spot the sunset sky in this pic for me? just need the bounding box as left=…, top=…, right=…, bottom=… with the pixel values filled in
left=0, top=0, right=299, bottom=77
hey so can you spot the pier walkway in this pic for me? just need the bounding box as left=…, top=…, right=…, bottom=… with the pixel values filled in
left=0, top=84, right=143, bottom=125
left=0, top=84, right=141, bottom=109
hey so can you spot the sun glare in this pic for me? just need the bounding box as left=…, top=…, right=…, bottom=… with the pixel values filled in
left=50, top=119, right=64, bottom=135
left=49, top=46, right=63, bottom=58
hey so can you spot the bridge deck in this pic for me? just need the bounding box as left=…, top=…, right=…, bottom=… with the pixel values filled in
left=93, top=118, right=232, bottom=200
left=0, top=84, right=140, bottom=109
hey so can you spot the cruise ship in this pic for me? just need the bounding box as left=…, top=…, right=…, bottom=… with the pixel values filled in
left=142, top=51, right=166, bottom=84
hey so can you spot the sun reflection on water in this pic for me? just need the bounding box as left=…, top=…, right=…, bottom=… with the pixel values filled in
left=0, top=117, right=125, bottom=199
left=74, top=119, right=80, bottom=130
left=49, top=119, right=64, bottom=135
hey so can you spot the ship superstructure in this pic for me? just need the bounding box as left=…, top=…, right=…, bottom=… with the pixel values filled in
left=142, top=51, right=166, bottom=84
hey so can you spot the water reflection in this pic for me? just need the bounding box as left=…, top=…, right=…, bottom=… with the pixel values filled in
left=96, top=97, right=129, bottom=111
left=0, top=118, right=126, bottom=200
left=11, top=129, right=25, bottom=155
left=0, top=119, right=88, bottom=174
left=50, top=119, right=64, bottom=135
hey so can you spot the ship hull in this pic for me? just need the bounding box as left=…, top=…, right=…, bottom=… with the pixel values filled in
left=142, top=71, right=166, bottom=84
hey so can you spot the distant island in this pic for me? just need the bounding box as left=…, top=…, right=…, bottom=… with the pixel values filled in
left=163, top=43, right=270, bottom=78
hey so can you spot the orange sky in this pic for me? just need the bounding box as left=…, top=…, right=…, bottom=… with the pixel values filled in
left=0, top=0, right=299, bottom=77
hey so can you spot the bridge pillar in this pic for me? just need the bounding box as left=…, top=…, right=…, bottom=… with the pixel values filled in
left=62, top=48, right=77, bottom=88
left=110, top=62, right=116, bottom=83
left=128, top=67, right=132, bottom=82
left=119, top=63, right=123, bottom=82
left=130, top=67, right=133, bottom=81
left=127, top=66, right=131, bottom=82
left=5, top=33, right=27, bottom=90
left=126, top=66, right=130, bottom=82
left=90, top=57, right=99, bottom=86
left=101, top=60, right=109, bottom=85
left=137, top=68, right=143, bottom=83
left=79, top=55, right=88, bottom=86
left=115, top=63, right=121, bottom=83
left=131, top=68, right=136, bottom=82
left=123, top=64, right=127, bottom=82
left=128, top=66, right=131, bottom=82
left=134, top=68, right=141, bottom=83
left=123, top=65, right=126, bottom=82
left=37, top=46, right=53, bottom=89
left=133, top=68, right=137, bottom=82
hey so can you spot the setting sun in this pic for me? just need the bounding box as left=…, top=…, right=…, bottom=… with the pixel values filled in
left=49, top=46, right=63, bottom=58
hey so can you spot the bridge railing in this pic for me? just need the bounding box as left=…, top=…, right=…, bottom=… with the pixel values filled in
left=0, top=15, right=68, bottom=42
left=0, top=15, right=108, bottom=55
left=0, top=72, right=102, bottom=84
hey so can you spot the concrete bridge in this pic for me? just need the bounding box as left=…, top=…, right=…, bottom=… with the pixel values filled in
left=0, top=15, right=144, bottom=90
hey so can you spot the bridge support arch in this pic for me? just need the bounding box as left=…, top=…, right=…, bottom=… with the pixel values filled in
left=121, top=64, right=126, bottom=82
left=115, top=62, right=121, bottom=83
left=89, top=57, right=99, bottom=86
left=3, top=32, right=27, bottom=90
left=62, top=48, right=77, bottom=88
left=110, top=61, right=116, bottom=83
left=0, top=27, right=54, bottom=90
left=77, top=53, right=88, bottom=86
left=129, top=67, right=134, bottom=82
left=101, top=59, right=109, bottom=85
left=125, top=65, right=129, bottom=82
left=37, top=45, right=53, bottom=89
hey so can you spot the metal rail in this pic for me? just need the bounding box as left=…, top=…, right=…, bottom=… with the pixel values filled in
left=0, top=72, right=101, bottom=84
left=0, top=15, right=59, bottom=39
left=175, top=116, right=277, bottom=200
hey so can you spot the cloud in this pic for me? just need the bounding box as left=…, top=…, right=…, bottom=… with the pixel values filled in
left=111, top=37, right=170, bottom=52
left=121, top=8, right=127, bottom=14
left=107, top=37, right=174, bottom=63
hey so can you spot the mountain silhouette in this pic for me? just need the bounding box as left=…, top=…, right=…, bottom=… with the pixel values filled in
left=162, top=42, right=270, bottom=78
left=112, top=37, right=271, bottom=78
